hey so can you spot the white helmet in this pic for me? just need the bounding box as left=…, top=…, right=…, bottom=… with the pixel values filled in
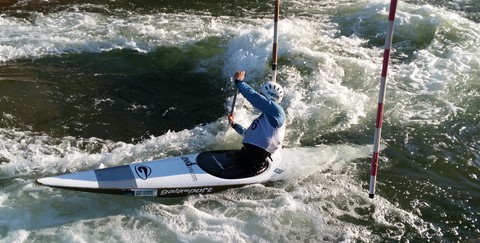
left=260, top=81, right=284, bottom=103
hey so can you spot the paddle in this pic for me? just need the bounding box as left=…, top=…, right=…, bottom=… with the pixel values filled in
left=228, top=75, right=240, bottom=128
left=229, top=86, right=238, bottom=118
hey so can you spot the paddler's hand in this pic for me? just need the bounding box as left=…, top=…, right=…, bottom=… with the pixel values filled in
left=233, top=70, right=245, bottom=82
left=228, top=114, right=236, bottom=128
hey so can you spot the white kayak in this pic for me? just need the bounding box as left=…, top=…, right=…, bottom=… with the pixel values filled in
left=36, top=149, right=285, bottom=197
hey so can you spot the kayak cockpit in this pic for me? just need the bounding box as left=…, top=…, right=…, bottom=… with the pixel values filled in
left=196, top=150, right=268, bottom=179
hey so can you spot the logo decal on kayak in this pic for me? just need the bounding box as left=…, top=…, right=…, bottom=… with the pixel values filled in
left=135, top=165, right=152, bottom=180
left=181, top=156, right=198, bottom=181
left=159, top=187, right=213, bottom=196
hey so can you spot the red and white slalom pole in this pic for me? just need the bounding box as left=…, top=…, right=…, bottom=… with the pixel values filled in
left=271, top=0, right=280, bottom=83
left=369, top=0, right=399, bottom=199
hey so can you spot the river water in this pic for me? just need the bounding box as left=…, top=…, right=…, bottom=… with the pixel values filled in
left=0, top=0, right=479, bottom=242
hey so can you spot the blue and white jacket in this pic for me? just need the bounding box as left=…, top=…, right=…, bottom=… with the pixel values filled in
left=233, top=80, right=286, bottom=154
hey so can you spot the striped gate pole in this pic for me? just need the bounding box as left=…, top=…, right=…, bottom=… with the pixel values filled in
left=369, top=0, right=399, bottom=199
left=271, top=0, right=280, bottom=83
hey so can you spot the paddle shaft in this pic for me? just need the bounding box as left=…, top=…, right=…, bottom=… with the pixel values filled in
left=229, top=88, right=238, bottom=116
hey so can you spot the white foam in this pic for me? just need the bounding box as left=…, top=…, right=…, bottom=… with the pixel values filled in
left=0, top=10, right=232, bottom=62
left=370, top=2, right=480, bottom=125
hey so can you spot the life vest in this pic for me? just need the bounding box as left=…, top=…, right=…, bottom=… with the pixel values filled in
left=243, top=113, right=286, bottom=154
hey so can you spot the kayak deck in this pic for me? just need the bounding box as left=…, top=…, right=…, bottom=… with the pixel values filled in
left=197, top=150, right=268, bottom=179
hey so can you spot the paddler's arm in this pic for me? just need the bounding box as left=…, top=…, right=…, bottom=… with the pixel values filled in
left=227, top=71, right=247, bottom=136
left=234, top=79, right=285, bottom=128
left=235, top=80, right=270, bottom=112
left=228, top=114, right=246, bottom=135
